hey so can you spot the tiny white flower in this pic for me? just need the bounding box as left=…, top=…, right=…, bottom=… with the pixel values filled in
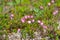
left=48, top=2, right=51, bottom=6
left=40, top=22, right=43, bottom=26
left=27, top=21, right=31, bottom=24
left=37, top=20, right=41, bottom=23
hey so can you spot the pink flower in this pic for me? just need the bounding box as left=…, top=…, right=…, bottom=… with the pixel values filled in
left=31, top=19, right=35, bottom=22
left=42, top=25, right=47, bottom=29
left=21, top=19, right=25, bottom=23
left=40, top=22, right=44, bottom=26
left=51, top=0, right=55, bottom=3
left=10, top=14, right=14, bottom=19
left=17, top=29, right=20, bottom=32
left=40, top=6, right=44, bottom=10
left=21, top=15, right=34, bottom=23
left=30, top=15, right=34, bottom=18
left=27, top=15, right=31, bottom=18
left=37, top=20, right=41, bottom=23
left=48, top=2, right=51, bottom=6
left=24, top=15, right=28, bottom=19
left=53, top=10, right=58, bottom=15
left=27, top=21, right=31, bottom=24
left=21, top=18, right=25, bottom=23
left=10, top=14, right=14, bottom=17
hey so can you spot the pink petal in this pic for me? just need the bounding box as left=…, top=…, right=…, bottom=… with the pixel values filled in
left=37, top=20, right=41, bottom=23
left=40, top=6, right=44, bottom=9
left=27, top=15, right=31, bottom=18
left=21, top=20, right=25, bottom=23
left=55, top=10, right=58, bottom=13
left=53, top=12, right=56, bottom=15
left=31, top=19, right=35, bottom=22
left=42, top=25, right=47, bottom=29
left=40, top=22, right=44, bottom=26
left=24, top=15, right=28, bottom=19
left=51, top=0, right=55, bottom=3
left=10, top=14, right=14, bottom=17
left=53, top=10, right=58, bottom=15
left=21, top=18, right=25, bottom=23
left=30, top=15, right=34, bottom=18
left=17, top=29, right=20, bottom=32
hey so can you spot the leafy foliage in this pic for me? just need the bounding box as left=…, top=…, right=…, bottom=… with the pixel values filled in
left=0, top=0, right=60, bottom=39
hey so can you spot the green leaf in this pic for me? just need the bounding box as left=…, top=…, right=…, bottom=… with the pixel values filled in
left=0, top=26, right=3, bottom=30
left=21, top=29, right=26, bottom=38
left=0, top=7, right=3, bottom=12
left=56, top=36, right=59, bottom=40
left=12, top=29, right=17, bottom=33
left=33, top=8, right=40, bottom=13
left=35, top=10, right=44, bottom=19
left=15, top=0, right=20, bottom=4
left=42, top=0, right=50, bottom=6
left=21, top=0, right=30, bottom=4
left=0, top=14, right=4, bottom=18
left=55, top=0, right=60, bottom=6
left=7, top=2, right=15, bottom=6
left=49, top=34, right=54, bottom=38
left=19, top=6, right=28, bottom=12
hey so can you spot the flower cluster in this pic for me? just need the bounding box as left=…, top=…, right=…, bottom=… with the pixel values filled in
left=21, top=15, right=48, bottom=29
left=48, top=0, right=55, bottom=6
left=47, top=0, right=59, bottom=15
left=37, top=20, right=47, bottom=29
left=21, top=15, right=34, bottom=24
left=53, top=9, right=58, bottom=15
